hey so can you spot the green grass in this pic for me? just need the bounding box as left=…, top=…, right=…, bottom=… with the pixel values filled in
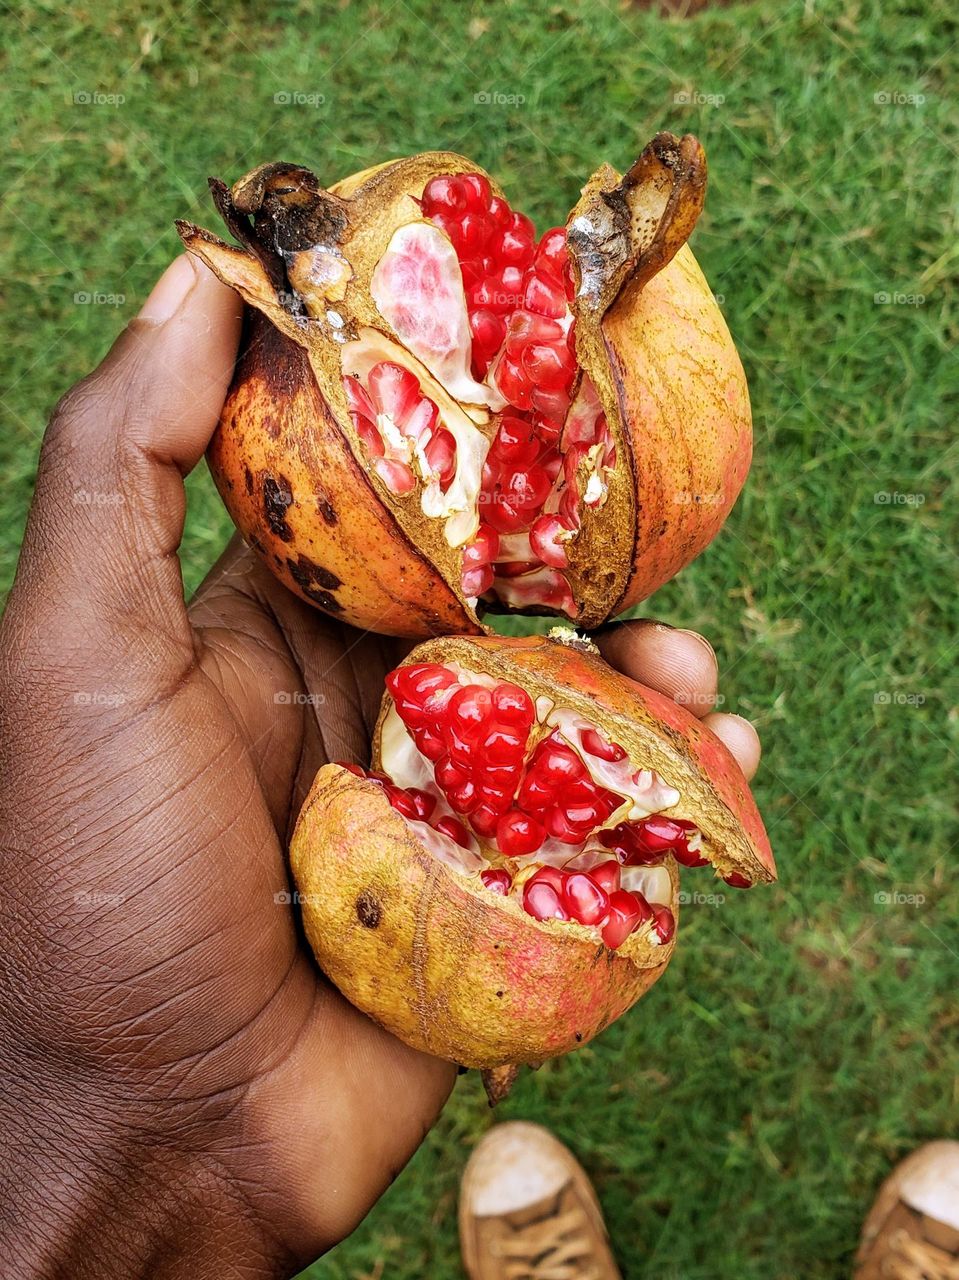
left=3, top=1, right=958, bottom=1276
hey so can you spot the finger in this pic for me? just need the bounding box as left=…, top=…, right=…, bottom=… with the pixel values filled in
left=701, top=712, right=762, bottom=781
left=595, top=619, right=719, bottom=718
left=10, top=255, right=242, bottom=680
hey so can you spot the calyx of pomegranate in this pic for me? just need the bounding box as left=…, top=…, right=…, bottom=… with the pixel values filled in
left=289, top=634, right=774, bottom=1101
left=177, top=134, right=752, bottom=637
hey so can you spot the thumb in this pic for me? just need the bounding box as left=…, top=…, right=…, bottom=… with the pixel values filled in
left=10, top=254, right=242, bottom=683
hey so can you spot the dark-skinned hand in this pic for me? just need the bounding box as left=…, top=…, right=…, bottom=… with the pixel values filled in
left=0, top=256, right=762, bottom=1279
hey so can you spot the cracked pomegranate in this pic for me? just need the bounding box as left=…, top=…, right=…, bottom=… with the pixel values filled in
left=179, top=132, right=752, bottom=636
left=290, top=633, right=774, bottom=1100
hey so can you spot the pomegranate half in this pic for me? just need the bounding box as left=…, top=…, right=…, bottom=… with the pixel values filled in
left=178, top=134, right=751, bottom=636
left=289, top=632, right=774, bottom=1102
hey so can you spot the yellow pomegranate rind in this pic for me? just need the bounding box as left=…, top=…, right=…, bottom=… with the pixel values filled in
left=291, top=765, right=674, bottom=1071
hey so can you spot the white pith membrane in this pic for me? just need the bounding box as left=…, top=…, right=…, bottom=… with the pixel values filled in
left=370, top=223, right=503, bottom=410
left=341, top=193, right=618, bottom=618
left=375, top=664, right=690, bottom=949
left=341, top=331, right=490, bottom=549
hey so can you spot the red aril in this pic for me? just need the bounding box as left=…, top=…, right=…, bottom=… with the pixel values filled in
left=491, top=683, right=534, bottom=725
left=481, top=868, right=512, bottom=895
left=602, top=890, right=652, bottom=949
left=496, top=810, right=546, bottom=857
left=724, top=872, right=752, bottom=889
left=590, top=861, right=622, bottom=895
left=447, top=685, right=493, bottom=739
left=563, top=874, right=610, bottom=926
left=652, top=906, right=676, bottom=944
left=525, top=865, right=568, bottom=894
left=581, top=727, right=627, bottom=762
left=461, top=565, right=494, bottom=597
left=523, top=880, right=569, bottom=922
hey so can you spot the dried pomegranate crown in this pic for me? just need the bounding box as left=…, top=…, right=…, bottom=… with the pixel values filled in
left=290, top=634, right=774, bottom=1101
left=177, top=134, right=752, bottom=637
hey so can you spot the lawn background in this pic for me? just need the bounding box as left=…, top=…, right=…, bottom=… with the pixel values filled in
left=2, top=1, right=957, bottom=1277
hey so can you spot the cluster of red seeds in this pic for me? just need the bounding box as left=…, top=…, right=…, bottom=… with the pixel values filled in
left=337, top=666, right=740, bottom=951
left=460, top=418, right=580, bottom=602
left=387, top=665, right=643, bottom=857
left=343, top=362, right=455, bottom=496
left=460, top=403, right=615, bottom=605
left=385, top=664, right=538, bottom=851
left=420, top=174, right=591, bottom=609
left=346, top=175, right=613, bottom=612
left=385, top=666, right=711, bottom=870
left=482, top=863, right=675, bottom=950
left=599, top=817, right=752, bottom=888
left=600, top=815, right=705, bottom=867
left=418, top=174, right=575, bottom=400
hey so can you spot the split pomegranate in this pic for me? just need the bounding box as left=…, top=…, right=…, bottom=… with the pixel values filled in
left=178, top=133, right=752, bottom=636
left=289, top=632, right=774, bottom=1101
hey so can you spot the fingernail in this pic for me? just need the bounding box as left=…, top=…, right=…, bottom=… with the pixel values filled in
left=138, top=254, right=198, bottom=324
left=676, top=627, right=717, bottom=660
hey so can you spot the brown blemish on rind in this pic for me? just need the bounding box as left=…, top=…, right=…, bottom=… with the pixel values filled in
left=263, top=474, right=294, bottom=541
left=193, top=294, right=479, bottom=637
left=356, top=891, right=381, bottom=928
left=317, top=497, right=338, bottom=525
left=286, top=555, right=344, bottom=612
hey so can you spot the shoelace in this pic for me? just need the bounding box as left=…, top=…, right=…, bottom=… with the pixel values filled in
left=885, top=1227, right=959, bottom=1280
left=497, top=1204, right=604, bottom=1280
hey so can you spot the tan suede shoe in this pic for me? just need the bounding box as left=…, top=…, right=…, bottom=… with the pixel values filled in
left=459, top=1121, right=622, bottom=1280
left=855, top=1141, right=959, bottom=1279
